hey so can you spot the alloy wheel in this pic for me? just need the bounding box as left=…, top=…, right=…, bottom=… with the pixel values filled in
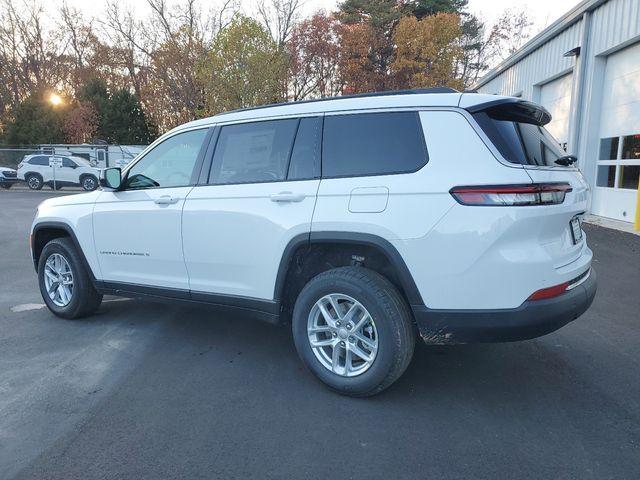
left=43, top=253, right=74, bottom=307
left=307, top=293, right=379, bottom=377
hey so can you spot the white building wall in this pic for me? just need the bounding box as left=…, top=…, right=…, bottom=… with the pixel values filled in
left=479, top=21, right=582, bottom=101
left=476, top=0, right=640, bottom=222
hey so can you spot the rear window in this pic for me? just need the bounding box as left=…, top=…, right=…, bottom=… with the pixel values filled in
left=473, top=105, right=568, bottom=167
left=322, top=112, right=428, bottom=177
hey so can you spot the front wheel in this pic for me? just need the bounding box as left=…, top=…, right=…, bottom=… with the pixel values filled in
left=81, top=175, right=98, bottom=191
left=292, top=267, right=415, bottom=397
left=38, top=237, right=103, bottom=319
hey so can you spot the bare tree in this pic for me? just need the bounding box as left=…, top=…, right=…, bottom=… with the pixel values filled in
left=257, top=0, right=304, bottom=46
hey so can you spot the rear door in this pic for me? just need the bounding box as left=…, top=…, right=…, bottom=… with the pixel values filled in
left=182, top=116, right=322, bottom=301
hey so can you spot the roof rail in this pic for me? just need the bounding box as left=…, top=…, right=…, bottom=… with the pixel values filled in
left=215, top=87, right=460, bottom=117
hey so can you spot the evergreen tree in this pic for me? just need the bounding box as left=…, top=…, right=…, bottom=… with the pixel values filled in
left=3, top=95, right=66, bottom=145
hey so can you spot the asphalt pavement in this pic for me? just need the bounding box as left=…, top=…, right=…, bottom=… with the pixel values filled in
left=1, top=190, right=638, bottom=479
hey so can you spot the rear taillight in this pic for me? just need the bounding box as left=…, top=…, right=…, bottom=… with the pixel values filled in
left=450, top=183, right=572, bottom=206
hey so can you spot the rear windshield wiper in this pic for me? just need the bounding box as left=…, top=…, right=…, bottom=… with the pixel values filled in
left=555, top=155, right=577, bottom=166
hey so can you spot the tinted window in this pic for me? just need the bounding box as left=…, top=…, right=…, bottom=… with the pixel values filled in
left=473, top=109, right=568, bottom=167
left=28, top=156, right=49, bottom=166
left=322, top=112, right=427, bottom=177
left=211, top=119, right=298, bottom=184
left=599, top=137, right=619, bottom=160
left=288, top=117, right=322, bottom=180
left=619, top=165, right=640, bottom=189
left=621, top=134, right=640, bottom=159
left=62, top=158, right=77, bottom=168
left=124, top=128, right=207, bottom=189
left=596, top=165, right=615, bottom=187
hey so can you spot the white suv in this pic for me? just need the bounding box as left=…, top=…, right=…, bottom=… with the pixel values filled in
left=30, top=89, right=597, bottom=396
left=18, top=154, right=100, bottom=191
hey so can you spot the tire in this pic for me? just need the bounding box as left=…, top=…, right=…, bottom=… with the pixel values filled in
left=80, top=175, right=98, bottom=191
left=292, top=266, right=415, bottom=397
left=26, top=174, right=43, bottom=190
left=0, top=183, right=11, bottom=189
left=38, top=237, right=103, bottom=319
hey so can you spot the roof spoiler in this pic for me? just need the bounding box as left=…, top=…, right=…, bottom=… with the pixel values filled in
left=465, top=99, right=552, bottom=126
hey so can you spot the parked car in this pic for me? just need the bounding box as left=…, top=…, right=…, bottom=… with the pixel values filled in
left=29, top=89, right=597, bottom=396
left=17, top=155, right=100, bottom=191
left=0, top=167, right=19, bottom=189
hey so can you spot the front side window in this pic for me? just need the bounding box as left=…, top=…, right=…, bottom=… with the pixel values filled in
left=473, top=108, right=567, bottom=167
left=210, top=119, right=298, bottom=185
left=62, top=158, right=77, bottom=168
left=322, top=112, right=428, bottom=177
left=124, top=128, right=207, bottom=190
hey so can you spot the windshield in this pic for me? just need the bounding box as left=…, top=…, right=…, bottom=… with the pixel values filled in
left=473, top=103, right=570, bottom=167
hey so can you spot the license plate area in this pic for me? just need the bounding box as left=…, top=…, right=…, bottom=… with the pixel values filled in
left=570, top=216, right=583, bottom=245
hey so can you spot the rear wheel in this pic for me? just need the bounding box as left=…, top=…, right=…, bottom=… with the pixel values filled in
left=38, top=237, right=102, bottom=319
left=292, top=267, right=415, bottom=397
left=26, top=174, right=43, bottom=190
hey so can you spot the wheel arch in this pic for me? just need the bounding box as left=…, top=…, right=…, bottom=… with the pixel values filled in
left=32, top=222, right=98, bottom=284
left=274, top=231, right=424, bottom=320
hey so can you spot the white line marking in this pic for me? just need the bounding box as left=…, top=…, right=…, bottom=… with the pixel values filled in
left=10, top=297, right=131, bottom=313
left=11, top=303, right=46, bottom=312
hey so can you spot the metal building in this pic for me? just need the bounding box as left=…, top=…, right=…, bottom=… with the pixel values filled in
left=475, top=0, right=640, bottom=223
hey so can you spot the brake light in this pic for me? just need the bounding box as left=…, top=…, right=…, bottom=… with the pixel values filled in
left=450, top=183, right=572, bottom=206
left=528, top=282, right=569, bottom=301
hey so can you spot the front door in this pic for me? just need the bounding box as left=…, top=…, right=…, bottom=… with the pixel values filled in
left=93, top=127, right=211, bottom=291
left=182, top=117, right=322, bottom=301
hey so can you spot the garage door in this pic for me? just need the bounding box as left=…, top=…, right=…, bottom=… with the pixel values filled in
left=540, top=73, right=573, bottom=150
left=592, top=42, right=640, bottom=222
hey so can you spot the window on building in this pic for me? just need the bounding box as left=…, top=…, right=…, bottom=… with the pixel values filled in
left=618, top=165, right=640, bottom=189
left=621, top=134, right=640, bottom=160
left=599, top=137, right=619, bottom=160
left=596, top=165, right=616, bottom=187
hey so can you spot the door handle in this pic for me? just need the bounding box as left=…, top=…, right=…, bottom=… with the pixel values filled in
left=270, top=192, right=305, bottom=203
left=154, top=195, right=179, bottom=205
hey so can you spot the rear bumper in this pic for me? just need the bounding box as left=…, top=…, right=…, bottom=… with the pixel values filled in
left=412, top=268, right=597, bottom=344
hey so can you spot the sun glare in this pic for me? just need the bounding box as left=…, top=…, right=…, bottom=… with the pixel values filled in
left=49, top=93, right=63, bottom=106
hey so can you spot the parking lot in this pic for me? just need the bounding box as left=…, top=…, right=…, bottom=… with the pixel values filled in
left=1, top=190, right=638, bottom=479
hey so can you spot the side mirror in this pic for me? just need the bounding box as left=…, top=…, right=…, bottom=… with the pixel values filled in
left=101, top=168, right=122, bottom=190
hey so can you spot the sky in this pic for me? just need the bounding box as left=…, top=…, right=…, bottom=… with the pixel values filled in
left=60, top=0, right=583, bottom=43
left=60, top=0, right=583, bottom=33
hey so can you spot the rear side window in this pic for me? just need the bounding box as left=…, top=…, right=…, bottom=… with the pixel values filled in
left=473, top=105, right=567, bottom=167
left=28, top=156, right=49, bottom=166
left=322, top=112, right=428, bottom=178
left=211, top=119, right=298, bottom=184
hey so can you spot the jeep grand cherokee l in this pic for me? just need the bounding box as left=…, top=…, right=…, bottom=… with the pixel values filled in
left=30, top=89, right=597, bottom=396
